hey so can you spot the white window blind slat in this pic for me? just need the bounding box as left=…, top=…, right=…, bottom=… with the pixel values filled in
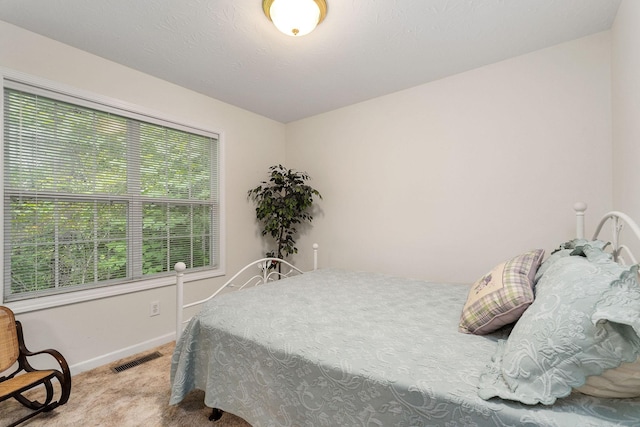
left=3, top=84, right=220, bottom=303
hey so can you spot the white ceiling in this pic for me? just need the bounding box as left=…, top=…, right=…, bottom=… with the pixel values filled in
left=0, top=0, right=622, bottom=123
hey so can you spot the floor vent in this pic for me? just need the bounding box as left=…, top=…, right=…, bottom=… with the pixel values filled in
left=111, top=351, right=162, bottom=373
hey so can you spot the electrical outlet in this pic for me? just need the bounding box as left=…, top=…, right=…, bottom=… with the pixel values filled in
left=150, top=301, right=160, bottom=317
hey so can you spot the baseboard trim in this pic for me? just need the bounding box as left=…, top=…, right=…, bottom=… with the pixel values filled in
left=69, top=332, right=176, bottom=376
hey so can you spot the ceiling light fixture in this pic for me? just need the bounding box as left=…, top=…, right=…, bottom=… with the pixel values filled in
left=262, top=0, right=327, bottom=37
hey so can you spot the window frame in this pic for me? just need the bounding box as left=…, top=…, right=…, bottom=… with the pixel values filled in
left=1, top=69, right=226, bottom=314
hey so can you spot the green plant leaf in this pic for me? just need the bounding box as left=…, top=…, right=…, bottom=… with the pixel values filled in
left=248, top=165, right=321, bottom=259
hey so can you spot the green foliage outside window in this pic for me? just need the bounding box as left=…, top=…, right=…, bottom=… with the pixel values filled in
left=4, top=86, right=218, bottom=301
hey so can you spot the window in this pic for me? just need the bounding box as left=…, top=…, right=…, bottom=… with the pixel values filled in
left=2, top=75, right=222, bottom=305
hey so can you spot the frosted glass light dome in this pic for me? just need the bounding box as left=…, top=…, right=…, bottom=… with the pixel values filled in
left=263, top=0, right=327, bottom=37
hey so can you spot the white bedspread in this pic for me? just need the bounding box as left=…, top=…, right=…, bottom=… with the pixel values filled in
left=170, top=269, right=640, bottom=426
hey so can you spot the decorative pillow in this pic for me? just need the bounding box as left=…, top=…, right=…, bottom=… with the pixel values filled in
left=458, top=249, right=544, bottom=335
left=534, top=239, right=610, bottom=285
left=558, top=238, right=610, bottom=252
left=533, top=248, right=571, bottom=285
left=478, top=244, right=640, bottom=405
left=576, top=262, right=640, bottom=399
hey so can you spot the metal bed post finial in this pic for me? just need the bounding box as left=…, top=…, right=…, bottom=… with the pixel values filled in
left=174, top=262, right=187, bottom=342
left=574, top=201, right=587, bottom=239
left=313, top=243, right=319, bottom=270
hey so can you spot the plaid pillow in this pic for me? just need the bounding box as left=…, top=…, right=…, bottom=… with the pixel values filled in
left=458, top=249, right=544, bottom=335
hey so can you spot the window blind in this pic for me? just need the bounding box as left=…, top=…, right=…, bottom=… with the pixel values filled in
left=3, top=83, right=220, bottom=302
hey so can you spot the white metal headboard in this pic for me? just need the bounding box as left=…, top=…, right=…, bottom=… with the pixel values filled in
left=574, top=202, right=640, bottom=265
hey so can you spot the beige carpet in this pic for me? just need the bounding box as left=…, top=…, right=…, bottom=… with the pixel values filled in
left=1, top=342, right=252, bottom=427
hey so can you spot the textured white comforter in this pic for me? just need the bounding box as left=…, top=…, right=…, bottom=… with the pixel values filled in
left=170, top=268, right=640, bottom=426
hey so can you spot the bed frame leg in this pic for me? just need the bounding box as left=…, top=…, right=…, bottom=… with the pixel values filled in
left=209, top=408, right=224, bottom=422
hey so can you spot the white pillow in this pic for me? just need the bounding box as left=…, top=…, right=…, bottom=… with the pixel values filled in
left=577, top=357, right=640, bottom=398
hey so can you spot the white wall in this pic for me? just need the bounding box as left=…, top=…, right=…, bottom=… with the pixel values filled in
left=0, top=21, right=286, bottom=372
left=287, top=32, right=613, bottom=283
left=612, top=1, right=640, bottom=224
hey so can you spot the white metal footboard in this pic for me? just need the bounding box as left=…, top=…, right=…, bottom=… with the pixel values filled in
left=574, top=202, right=640, bottom=265
left=175, top=244, right=319, bottom=341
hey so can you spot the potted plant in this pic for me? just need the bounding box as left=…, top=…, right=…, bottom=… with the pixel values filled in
left=248, top=165, right=322, bottom=262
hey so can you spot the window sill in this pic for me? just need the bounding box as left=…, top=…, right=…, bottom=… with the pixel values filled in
left=6, top=268, right=225, bottom=314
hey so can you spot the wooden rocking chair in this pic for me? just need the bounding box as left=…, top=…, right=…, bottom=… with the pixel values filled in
left=0, top=306, right=71, bottom=427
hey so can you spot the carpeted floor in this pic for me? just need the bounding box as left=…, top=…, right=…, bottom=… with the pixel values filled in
left=1, top=342, right=252, bottom=427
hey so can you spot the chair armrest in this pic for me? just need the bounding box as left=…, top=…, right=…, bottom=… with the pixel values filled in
left=21, top=347, right=69, bottom=369
left=15, top=321, right=72, bottom=404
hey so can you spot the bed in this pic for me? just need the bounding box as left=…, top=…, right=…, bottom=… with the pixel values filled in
left=170, top=203, right=640, bottom=426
